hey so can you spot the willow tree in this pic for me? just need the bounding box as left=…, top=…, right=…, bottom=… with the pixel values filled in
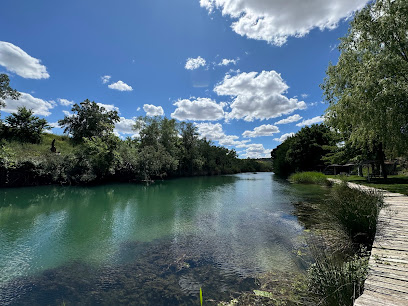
left=322, top=0, right=408, bottom=178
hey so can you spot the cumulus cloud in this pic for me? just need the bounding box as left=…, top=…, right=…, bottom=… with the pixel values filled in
left=101, top=75, right=111, bottom=84
left=296, top=116, right=324, bottom=127
left=242, top=124, right=280, bottom=138
left=214, top=70, right=306, bottom=121
left=195, top=122, right=250, bottom=147
left=244, top=143, right=271, bottom=158
left=49, top=122, right=60, bottom=128
left=114, top=117, right=139, bottom=137
left=97, top=102, right=119, bottom=112
left=185, top=56, right=206, bottom=70
left=274, top=114, right=302, bottom=125
left=143, top=104, right=164, bottom=116
left=58, top=98, right=74, bottom=107
left=62, top=110, right=72, bottom=117
left=218, top=58, right=238, bottom=66
left=0, top=41, right=49, bottom=79
left=171, top=98, right=225, bottom=121
left=200, top=0, right=369, bottom=45
left=3, top=92, right=55, bottom=116
left=108, top=80, right=133, bottom=91
left=274, top=132, right=295, bottom=143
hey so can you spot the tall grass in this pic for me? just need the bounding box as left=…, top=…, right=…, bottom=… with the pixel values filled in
left=307, top=242, right=369, bottom=306
left=289, top=172, right=331, bottom=186
left=328, top=182, right=384, bottom=244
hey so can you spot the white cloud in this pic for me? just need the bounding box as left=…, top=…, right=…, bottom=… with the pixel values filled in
left=200, top=0, right=369, bottom=45
left=58, top=98, right=74, bottom=107
left=274, top=114, right=302, bottom=125
left=62, top=110, right=72, bottom=117
left=49, top=122, right=60, bottom=128
left=108, top=80, right=133, bottom=91
left=214, top=70, right=306, bottom=121
left=97, top=102, right=119, bottom=113
left=274, top=132, right=295, bottom=143
left=114, top=117, right=139, bottom=137
left=301, top=93, right=309, bottom=99
left=185, top=56, right=206, bottom=70
left=101, top=75, right=111, bottom=84
left=171, top=97, right=225, bottom=121
left=195, top=122, right=250, bottom=147
left=244, top=143, right=271, bottom=158
left=143, top=104, right=164, bottom=116
left=3, top=92, right=55, bottom=116
left=242, top=124, right=280, bottom=138
left=0, top=41, right=49, bottom=79
left=296, top=116, right=324, bottom=127
left=218, top=58, right=238, bottom=66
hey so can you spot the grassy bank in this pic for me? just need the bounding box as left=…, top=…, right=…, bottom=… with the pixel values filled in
left=289, top=172, right=331, bottom=186
left=0, top=133, right=273, bottom=187
left=326, top=175, right=408, bottom=195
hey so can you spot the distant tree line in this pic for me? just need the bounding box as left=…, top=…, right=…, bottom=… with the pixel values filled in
left=0, top=79, right=271, bottom=186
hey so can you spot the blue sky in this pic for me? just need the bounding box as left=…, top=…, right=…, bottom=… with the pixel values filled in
left=0, top=0, right=370, bottom=158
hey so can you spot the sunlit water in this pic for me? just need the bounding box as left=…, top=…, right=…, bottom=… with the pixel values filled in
left=0, top=173, right=328, bottom=305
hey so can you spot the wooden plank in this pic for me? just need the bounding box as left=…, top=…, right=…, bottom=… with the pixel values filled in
left=349, top=184, right=408, bottom=305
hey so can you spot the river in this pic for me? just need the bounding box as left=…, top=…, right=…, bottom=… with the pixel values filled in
left=0, top=173, right=328, bottom=305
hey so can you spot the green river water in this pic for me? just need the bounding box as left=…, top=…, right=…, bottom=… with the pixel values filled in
left=0, top=173, right=328, bottom=305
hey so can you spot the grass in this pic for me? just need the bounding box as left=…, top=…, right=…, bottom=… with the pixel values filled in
left=5, top=133, right=75, bottom=160
left=290, top=172, right=331, bottom=186
left=328, top=182, right=384, bottom=244
left=307, top=243, right=369, bottom=306
left=326, top=174, right=408, bottom=195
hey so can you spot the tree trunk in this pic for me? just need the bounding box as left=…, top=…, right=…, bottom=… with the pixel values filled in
left=378, top=142, right=387, bottom=179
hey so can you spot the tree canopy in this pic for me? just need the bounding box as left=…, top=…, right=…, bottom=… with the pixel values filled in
left=58, top=99, right=120, bottom=143
left=0, top=73, right=20, bottom=110
left=271, top=124, right=336, bottom=176
left=2, top=106, right=50, bottom=143
left=322, top=0, right=408, bottom=157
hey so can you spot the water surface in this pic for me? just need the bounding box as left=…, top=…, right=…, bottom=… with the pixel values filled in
left=0, top=173, right=328, bottom=305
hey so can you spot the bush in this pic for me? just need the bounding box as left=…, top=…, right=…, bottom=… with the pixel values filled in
left=328, top=183, right=384, bottom=244
left=289, top=172, right=331, bottom=185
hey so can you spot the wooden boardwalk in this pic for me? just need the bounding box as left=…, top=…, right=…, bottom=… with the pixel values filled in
left=342, top=182, right=408, bottom=306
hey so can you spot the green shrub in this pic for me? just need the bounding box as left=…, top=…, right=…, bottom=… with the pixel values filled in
left=328, top=183, right=383, bottom=244
left=289, top=172, right=331, bottom=185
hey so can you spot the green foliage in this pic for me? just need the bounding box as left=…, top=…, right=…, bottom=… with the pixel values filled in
left=308, top=249, right=369, bottom=306
left=289, top=172, right=331, bottom=185
left=271, top=124, right=336, bottom=176
left=58, top=99, right=120, bottom=143
left=0, top=73, right=20, bottom=110
left=0, top=116, right=272, bottom=186
left=2, top=107, right=50, bottom=143
left=322, top=0, right=408, bottom=157
left=73, top=135, right=122, bottom=182
left=328, top=183, right=384, bottom=244
left=0, top=140, right=16, bottom=169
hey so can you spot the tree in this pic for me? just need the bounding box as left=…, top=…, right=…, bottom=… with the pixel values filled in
left=58, top=99, right=120, bottom=143
left=0, top=74, right=20, bottom=110
left=3, top=107, right=50, bottom=143
left=134, top=116, right=179, bottom=180
left=322, top=0, right=408, bottom=178
left=271, top=124, right=336, bottom=176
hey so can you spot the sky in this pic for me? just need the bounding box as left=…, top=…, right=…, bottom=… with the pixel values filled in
left=0, top=0, right=370, bottom=158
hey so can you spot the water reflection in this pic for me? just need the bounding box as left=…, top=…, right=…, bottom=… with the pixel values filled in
left=0, top=173, right=329, bottom=304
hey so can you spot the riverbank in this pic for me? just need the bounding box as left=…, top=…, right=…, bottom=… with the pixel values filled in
left=0, top=134, right=273, bottom=188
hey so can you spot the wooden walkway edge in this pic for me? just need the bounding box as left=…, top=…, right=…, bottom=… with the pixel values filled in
left=327, top=180, right=408, bottom=306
